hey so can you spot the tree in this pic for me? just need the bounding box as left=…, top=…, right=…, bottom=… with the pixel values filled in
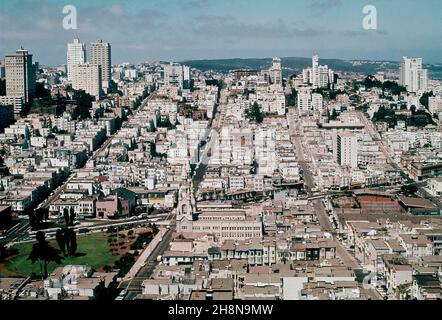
left=55, top=229, right=66, bottom=256
left=69, top=207, right=76, bottom=226
left=285, top=89, right=298, bottom=107
left=419, top=91, right=434, bottom=109
left=363, top=75, right=382, bottom=89
left=35, top=83, right=51, bottom=98
left=29, top=208, right=46, bottom=230
left=63, top=208, right=70, bottom=226
left=401, top=184, right=418, bottom=196
left=245, top=102, right=264, bottom=123
left=329, top=109, right=339, bottom=121
left=62, top=228, right=77, bottom=257
left=63, top=227, right=71, bottom=255
left=27, top=231, right=63, bottom=279
left=69, top=229, right=77, bottom=256
left=72, top=90, right=94, bottom=119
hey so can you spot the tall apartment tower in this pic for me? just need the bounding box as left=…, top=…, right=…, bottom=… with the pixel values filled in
left=90, top=39, right=111, bottom=90
left=164, top=63, right=185, bottom=87
left=72, top=63, right=102, bottom=99
left=297, top=87, right=312, bottom=113
left=336, top=133, right=358, bottom=169
left=312, top=93, right=324, bottom=112
left=5, top=48, right=36, bottom=104
left=311, top=54, right=320, bottom=88
left=67, top=38, right=86, bottom=81
left=269, top=57, right=283, bottom=86
left=399, top=57, right=428, bottom=93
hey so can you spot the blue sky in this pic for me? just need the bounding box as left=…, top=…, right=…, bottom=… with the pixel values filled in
left=0, top=0, right=441, bottom=65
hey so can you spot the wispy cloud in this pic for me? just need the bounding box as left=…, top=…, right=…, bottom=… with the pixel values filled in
left=192, top=15, right=328, bottom=39
left=307, top=0, right=342, bottom=10
left=343, top=29, right=389, bottom=37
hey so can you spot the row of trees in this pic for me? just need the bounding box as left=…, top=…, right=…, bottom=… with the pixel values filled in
left=360, top=76, right=407, bottom=96
left=63, top=207, right=76, bottom=226
left=28, top=208, right=49, bottom=231
left=55, top=228, right=77, bottom=257
left=373, top=105, right=435, bottom=128
left=27, top=227, right=78, bottom=279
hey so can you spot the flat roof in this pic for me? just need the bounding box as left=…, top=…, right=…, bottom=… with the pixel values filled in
left=398, top=196, right=438, bottom=210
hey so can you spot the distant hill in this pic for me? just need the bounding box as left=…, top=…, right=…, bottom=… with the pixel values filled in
left=182, top=57, right=442, bottom=80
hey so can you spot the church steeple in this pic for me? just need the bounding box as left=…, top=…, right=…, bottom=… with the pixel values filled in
left=177, top=185, right=193, bottom=222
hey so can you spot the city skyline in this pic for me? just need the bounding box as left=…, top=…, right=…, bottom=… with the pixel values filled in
left=1, top=0, right=442, bottom=65
left=1, top=0, right=442, bottom=305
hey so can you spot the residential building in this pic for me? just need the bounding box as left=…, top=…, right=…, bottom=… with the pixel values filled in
left=72, top=64, right=102, bottom=99
left=336, top=133, right=358, bottom=168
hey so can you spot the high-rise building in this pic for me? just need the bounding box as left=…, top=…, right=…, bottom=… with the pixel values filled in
left=311, top=54, right=320, bottom=88
left=5, top=48, right=36, bottom=104
left=312, top=93, right=323, bottom=112
left=90, top=39, right=111, bottom=90
left=303, top=54, right=333, bottom=89
left=164, top=63, right=186, bottom=88
left=399, top=57, right=428, bottom=93
left=67, top=38, right=86, bottom=81
left=336, top=133, right=358, bottom=168
left=72, top=63, right=102, bottom=99
left=269, top=57, right=283, bottom=86
left=297, top=88, right=312, bottom=113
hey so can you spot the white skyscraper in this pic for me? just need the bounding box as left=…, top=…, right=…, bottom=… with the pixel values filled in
left=303, top=54, right=333, bottom=89
left=399, top=57, right=428, bottom=93
left=311, top=54, right=320, bottom=88
left=336, top=133, right=358, bottom=169
left=67, top=38, right=86, bottom=81
left=72, top=63, right=102, bottom=99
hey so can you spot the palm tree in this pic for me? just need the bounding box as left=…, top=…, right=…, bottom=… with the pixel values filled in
left=27, top=231, right=63, bottom=279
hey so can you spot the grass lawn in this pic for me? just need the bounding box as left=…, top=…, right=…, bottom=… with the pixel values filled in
left=4, top=232, right=118, bottom=277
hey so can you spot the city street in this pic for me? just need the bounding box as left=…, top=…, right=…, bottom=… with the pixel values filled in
left=123, top=228, right=173, bottom=300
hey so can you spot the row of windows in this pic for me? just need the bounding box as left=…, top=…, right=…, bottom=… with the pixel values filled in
left=216, top=233, right=261, bottom=238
